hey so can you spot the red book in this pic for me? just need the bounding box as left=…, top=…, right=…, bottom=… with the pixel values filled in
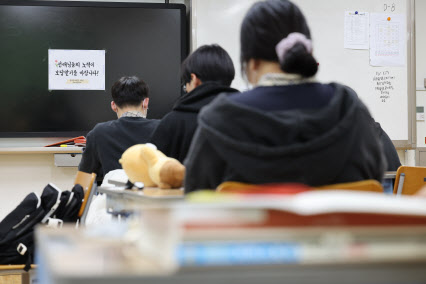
left=44, top=136, right=86, bottom=147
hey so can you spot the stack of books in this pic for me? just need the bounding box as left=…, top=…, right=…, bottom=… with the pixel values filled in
left=136, top=189, right=426, bottom=268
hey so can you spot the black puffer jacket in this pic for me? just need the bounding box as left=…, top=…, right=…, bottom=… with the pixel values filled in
left=150, top=82, right=238, bottom=163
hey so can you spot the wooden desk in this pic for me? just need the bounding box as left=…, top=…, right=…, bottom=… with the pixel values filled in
left=0, top=265, right=36, bottom=284
left=98, top=187, right=184, bottom=214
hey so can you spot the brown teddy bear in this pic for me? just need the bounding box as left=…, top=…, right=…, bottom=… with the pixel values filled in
left=119, top=144, right=185, bottom=189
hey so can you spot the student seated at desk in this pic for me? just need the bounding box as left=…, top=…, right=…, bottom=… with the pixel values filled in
left=184, top=0, right=386, bottom=193
left=150, top=44, right=238, bottom=163
left=79, top=76, right=159, bottom=177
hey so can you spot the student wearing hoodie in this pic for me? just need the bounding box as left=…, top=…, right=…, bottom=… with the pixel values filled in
left=150, top=44, right=238, bottom=163
left=184, top=0, right=387, bottom=193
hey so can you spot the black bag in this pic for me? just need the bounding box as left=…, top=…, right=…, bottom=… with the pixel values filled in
left=40, top=183, right=62, bottom=224
left=0, top=183, right=83, bottom=270
left=62, top=184, right=84, bottom=222
left=48, top=184, right=84, bottom=223
left=0, top=184, right=60, bottom=270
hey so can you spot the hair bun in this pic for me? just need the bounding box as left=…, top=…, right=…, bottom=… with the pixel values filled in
left=275, top=33, right=317, bottom=78
left=281, top=43, right=318, bottom=78
left=275, top=32, right=313, bottom=65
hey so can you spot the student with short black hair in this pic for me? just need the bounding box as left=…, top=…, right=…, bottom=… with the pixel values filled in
left=79, top=76, right=159, bottom=177
left=150, top=44, right=238, bottom=162
left=184, top=0, right=387, bottom=193
left=181, top=44, right=235, bottom=88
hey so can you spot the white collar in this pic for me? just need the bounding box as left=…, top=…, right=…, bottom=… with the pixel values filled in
left=257, top=73, right=317, bottom=87
left=121, top=111, right=145, bottom=118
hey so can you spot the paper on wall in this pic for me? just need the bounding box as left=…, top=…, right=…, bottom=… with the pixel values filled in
left=344, top=11, right=369, bottom=50
left=369, top=13, right=406, bottom=67
left=48, top=49, right=106, bottom=90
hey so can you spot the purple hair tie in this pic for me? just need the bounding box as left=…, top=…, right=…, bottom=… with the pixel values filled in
left=275, top=32, right=313, bottom=64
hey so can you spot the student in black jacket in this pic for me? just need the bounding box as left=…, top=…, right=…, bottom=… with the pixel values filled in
left=79, top=76, right=159, bottom=177
left=150, top=44, right=238, bottom=162
left=184, top=0, right=387, bottom=193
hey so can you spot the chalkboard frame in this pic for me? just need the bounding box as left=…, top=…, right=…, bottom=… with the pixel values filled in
left=0, top=0, right=188, bottom=138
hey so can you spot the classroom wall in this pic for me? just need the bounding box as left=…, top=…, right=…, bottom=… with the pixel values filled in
left=0, top=153, right=78, bottom=219
left=416, top=0, right=426, bottom=148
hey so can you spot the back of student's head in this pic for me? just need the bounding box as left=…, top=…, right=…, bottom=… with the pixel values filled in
left=181, top=44, right=235, bottom=87
left=111, top=76, right=149, bottom=108
left=241, top=0, right=318, bottom=78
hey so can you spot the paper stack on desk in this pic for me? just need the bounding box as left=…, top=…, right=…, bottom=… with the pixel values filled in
left=137, top=190, right=426, bottom=268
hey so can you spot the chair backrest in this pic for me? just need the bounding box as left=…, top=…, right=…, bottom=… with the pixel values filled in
left=393, top=166, right=426, bottom=195
left=74, top=171, right=97, bottom=218
left=316, top=180, right=383, bottom=192
left=216, top=181, right=311, bottom=195
left=217, top=181, right=255, bottom=192
left=217, top=180, right=384, bottom=193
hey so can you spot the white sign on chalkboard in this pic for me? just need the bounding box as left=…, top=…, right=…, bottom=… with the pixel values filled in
left=48, top=49, right=106, bottom=91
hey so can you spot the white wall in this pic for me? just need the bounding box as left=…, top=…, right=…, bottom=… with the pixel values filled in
left=0, top=137, right=79, bottom=220
left=415, top=0, right=426, bottom=148
left=192, top=0, right=257, bottom=90
left=0, top=154, right=77, bottom=219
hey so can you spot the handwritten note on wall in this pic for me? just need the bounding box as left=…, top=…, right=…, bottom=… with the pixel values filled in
left=373, top=70, right=396, bottom=103
left=48, top=49, right=106, bottom=90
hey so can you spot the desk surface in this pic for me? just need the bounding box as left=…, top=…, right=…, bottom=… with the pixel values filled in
left=0, top=147, right=83, bottom=154
left=98, top=187, right=184, bottom=213
left=98, top=187, right=184, bottom=198
left=384, top=171, right=397, bottom=179
left=0, top=265, right=36, bottom=271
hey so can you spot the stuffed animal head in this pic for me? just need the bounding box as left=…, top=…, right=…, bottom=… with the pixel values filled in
left=140, top=145, right=185, bottom=189
left=119, top=144, right=157, bottom=187
left=120, top=144, right=185, bottom=189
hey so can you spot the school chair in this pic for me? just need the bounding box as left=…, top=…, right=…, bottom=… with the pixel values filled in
left=393, top=166, right=426, bottom=195
left=74, top=171, right=97, bottom=224
left=316, top=180, right=383, bottom=192
left=217, top=180, right=383, bottom=193
left=216, top=182, right=310, bottom=195
left=217, top=181, right=258, bottom=192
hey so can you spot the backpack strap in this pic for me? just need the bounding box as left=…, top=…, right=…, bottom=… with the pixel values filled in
left=41, top=184, right=62, bottom=224
left=17, top=243, right=33, bottom=272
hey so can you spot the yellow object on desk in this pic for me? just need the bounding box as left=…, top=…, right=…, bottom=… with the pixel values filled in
left=143, top=187, right=184, bottom=197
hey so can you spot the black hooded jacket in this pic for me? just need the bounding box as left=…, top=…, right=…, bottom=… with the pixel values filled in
left=184, top=83, right=387, bottom=193
left=374, top=122, right=401, bottom=171
left=150, top=82, right=238, bottom=162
